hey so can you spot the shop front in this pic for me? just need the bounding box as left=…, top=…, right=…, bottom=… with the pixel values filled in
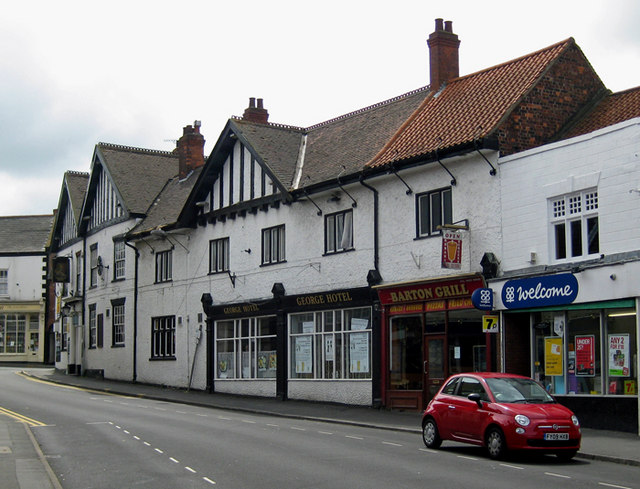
left=375, top=274, right=493, bottom=411
left=498, top=272, right=639, bottom=433
left=202, top=285, right=377, bottom=405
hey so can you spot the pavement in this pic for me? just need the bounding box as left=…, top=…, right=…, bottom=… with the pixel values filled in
left=2, top=367, right=639, bottom=489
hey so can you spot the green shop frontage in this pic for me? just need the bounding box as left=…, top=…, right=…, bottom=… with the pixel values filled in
left=495, top=272, right=639, bottom=433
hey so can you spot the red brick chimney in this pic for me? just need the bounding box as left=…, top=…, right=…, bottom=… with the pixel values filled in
left=427, top=18, right=460, bottom=90
left=242, top=97, right=269, bottom=124
left=177, top=121, right=205, bottom=179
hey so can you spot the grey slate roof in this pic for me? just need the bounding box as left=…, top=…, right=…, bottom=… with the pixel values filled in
left=95, top=144, right=179, bottom=216
left=0, top=215, right=53, bottom=254
left=229, top=87, right=429, bottom=190
left=130, top=166, right=203, bottom=235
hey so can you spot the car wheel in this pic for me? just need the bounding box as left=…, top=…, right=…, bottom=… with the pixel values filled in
left=422, top=418, right=442, bottom=449
left=485, top=427, right=506, bottom=459
left=556, top=450, right=577, bottom=461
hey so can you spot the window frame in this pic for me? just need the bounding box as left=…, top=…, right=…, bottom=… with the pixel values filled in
left=113, top=240, right=126, bottom=280
left=550, top=189, right=599, bottom=261
left=155, top=249, right=173, bottom=283
left=209, top=237, right=230, bottom=274
left=151, top=316, right=176, bottom=360
left=88, top=304, right=97, bottom=349
left=111, top=299, right=125, bottom=347
left=261, top=225, right=286, bottom=265
left=416, top=187, right=453, bottom=237
left=0, top=269, right=7, bottom=296
left=325, top=209, right=354, bottom=254
left=89, top=244, right=98, bottom=288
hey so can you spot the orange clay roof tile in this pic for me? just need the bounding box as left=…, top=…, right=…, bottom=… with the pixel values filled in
left=368, top=39, right=573, bottom=168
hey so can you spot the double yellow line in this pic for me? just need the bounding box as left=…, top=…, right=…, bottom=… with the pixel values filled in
left=0, top=406, right=46, bottom=427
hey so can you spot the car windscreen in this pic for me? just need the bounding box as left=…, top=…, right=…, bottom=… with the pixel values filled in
left=485, top=377, right=555, bottom=404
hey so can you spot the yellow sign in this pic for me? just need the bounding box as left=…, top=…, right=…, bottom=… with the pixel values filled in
left=482, top=315, right=498, bottom=333
left=545, top=337, right=563, bottom=376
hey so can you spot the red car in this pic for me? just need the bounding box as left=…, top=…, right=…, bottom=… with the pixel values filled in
left=422, top=372, right=581, bottom=460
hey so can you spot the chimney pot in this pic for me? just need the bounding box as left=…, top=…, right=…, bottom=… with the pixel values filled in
left=242, top=97, right=269, bottom=124
left=427, top=18, right=460, bottom=90
left=177, top=121, right=205, bottom=178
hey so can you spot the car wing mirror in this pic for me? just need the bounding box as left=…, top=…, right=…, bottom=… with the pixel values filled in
left=468, top=393, right=483, bottom=408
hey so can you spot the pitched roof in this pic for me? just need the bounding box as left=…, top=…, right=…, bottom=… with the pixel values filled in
left=564, top=86, right=640, bottom=138
left=229, top=88, right=429, bottom=189
left=65, top=171, right=90, bottom=226
left=95, top=143, right=179, bottom=215
left=129, top=167, right=203, bottom=235
left=0, top=215, right=53, bottom=254
left=367, top=39, right=573, bottom=168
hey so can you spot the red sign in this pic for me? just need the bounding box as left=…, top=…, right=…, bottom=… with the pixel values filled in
left=575, top=335, right=595, bottom=377
left=377, top=275, right=485, bottom=306
left=442, top=230, right=462, bottom=269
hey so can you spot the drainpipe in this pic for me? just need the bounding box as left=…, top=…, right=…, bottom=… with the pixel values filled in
left=125, top=241, right=139, bottom=383
left=359, top=177, right=379, bottom=272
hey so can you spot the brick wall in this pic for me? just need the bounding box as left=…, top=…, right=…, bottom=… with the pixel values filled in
left=498, top=43, right=606, bottom=156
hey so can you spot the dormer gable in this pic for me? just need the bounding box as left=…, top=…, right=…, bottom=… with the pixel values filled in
left=51, top=171, right=89, bottom=250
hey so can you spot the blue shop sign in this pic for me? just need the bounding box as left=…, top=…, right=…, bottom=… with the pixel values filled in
left=502, top=273, right=578, bottom=309
left=471, top=288, right=494, bottom=311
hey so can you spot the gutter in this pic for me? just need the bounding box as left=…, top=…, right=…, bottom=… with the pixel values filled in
left=124, top=240, right=140, bottom=383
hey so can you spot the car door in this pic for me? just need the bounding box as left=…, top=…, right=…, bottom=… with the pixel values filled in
left=447, top=376, right=490, bottom=442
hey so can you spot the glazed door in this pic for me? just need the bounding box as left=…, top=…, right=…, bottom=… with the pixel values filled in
left=423, top=335, right=446, bottom=407
left=387, top=316, right=424, bottom=410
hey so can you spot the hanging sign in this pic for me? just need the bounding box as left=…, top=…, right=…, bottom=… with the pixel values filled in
left=441, top=230, right=462, bottom=269
left=501, top=273, right=578, bottom=309
left=471, top=288, right=493, bottom=310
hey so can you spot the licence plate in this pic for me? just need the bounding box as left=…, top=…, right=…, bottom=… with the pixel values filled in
left=544, top=433, right=569, bottom=441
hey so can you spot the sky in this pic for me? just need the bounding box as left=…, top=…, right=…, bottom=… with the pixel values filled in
left=1, top=0, right=639, bottom=216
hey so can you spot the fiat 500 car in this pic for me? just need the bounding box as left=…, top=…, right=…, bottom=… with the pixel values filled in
left=421, top=372, right=581, bottom=460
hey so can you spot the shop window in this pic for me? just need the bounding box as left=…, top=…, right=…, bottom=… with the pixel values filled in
left=447, top=309, right=486, bottom=374
left=325, top=210, right=353, bottom=254
left=389, top=316, right=422, bottom=390
left=550, top=190, right=599, bottom=261
left=0, top=314, right=26, bottom=353
left=416, top=187, right=452, bottom=237
left=290, top=307, right=371, bottom=380
left=605, top=309, right=637, bottom=395
left=215, top=316, right=277, bottom=379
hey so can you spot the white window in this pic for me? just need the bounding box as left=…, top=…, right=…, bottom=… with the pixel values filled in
left=151, top=316, right=175, bottom=359
left=325, top=210, right=353, bottom=253
left=89, top=305, right=97, bottom=348
left=550, top=190, right=599, bottom=260
left=417, top=188, right=452, bottom=237
left=155, top=250, right=172, bottom=283
left=0, top=269, right=7, bottom=296
left=0, top=314, right=26, bottom=353
left=215, top=316, right=277, bottom=379
left=262, top=225, right=285, bottom=265
left=209, top=238, right=229, bottom=273
left=289, top=307, right=372, bottom=380
left=90, top=244, right=98, bottom=287
left=112, top=301, right=125, bottom=346
left=114, top=241, right=125, bottom=280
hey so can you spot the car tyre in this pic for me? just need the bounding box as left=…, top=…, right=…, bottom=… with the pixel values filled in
left=422, top=418, right=442, bottom=449
left=485, top=427, right=506, bottom=460
left=555, top=450, right=577, bottom=461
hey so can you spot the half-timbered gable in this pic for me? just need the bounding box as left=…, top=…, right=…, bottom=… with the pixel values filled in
left=52, top=171, right=89, bottom=249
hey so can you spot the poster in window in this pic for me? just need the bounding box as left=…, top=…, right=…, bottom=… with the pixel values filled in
left=544, top=336, right=563, bottom=376
left=217, top=352, right=234, bottom=378
left=349, top=332, right=369, bottom=373
left=324, top=336, right=334, bottom=361
left=258, top=350, right=277, bottom=373
left=575, top=335, right=595, bottom=377
left=608, top=334, right=630, bottom=377
left=295, top=336, right=312, bottom=373
left=351, top=318, right=369, bottom=331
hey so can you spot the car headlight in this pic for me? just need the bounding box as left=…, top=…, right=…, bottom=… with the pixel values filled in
left=571, top=415, right=580, bottom=426
left=515, top=414, right=530, bottom=426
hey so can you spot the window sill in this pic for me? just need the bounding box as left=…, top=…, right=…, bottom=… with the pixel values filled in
left=149, top=356, right=176, bottom=361
left=323, top=248, right=355, bottom=256
left=260, top=260, right=287, bottom=267
left=414, top=233, right=442, bottom=241
left=111, top=344, right=125, bottom=348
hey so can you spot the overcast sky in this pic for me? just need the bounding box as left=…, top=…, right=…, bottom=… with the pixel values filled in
left=2, top=0, right=639, bottom=216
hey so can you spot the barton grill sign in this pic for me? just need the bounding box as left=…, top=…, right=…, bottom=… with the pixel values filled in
left=501, top=273, right=578, bottom=309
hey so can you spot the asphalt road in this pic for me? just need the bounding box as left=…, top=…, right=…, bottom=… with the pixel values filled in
left=0, top=368, right=637, bottom=489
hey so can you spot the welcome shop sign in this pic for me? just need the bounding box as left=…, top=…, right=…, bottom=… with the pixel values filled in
left=501, top=273, right=578, bottom=309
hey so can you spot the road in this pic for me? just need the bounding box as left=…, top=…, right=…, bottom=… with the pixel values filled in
left=0, top=367, right=637, bottom=489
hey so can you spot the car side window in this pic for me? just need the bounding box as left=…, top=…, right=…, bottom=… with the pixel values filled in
left=442, top=377, right=459, bottom=395
left=458, top=377, right=489, bottom=401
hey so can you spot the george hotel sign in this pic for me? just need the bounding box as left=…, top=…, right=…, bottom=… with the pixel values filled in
left=501, top=273, right=579, bottom=309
